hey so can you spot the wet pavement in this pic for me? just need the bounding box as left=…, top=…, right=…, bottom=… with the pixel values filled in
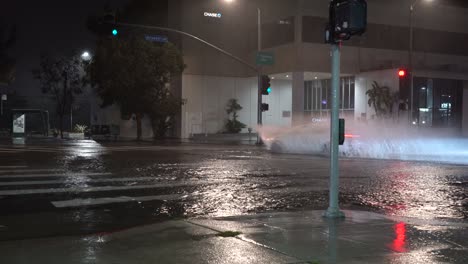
left=0, top=139, right=467, bottom=261
left=0, top=210, right=467, bottom=263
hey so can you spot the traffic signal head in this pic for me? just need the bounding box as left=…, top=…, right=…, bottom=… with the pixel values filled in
left=112, top=28, right=118, bottom=36
left=261, top=75, right=271, bottom=95
left=261, top=103, right=269, bottom=112
left=398, top=68, right=411, bottom=107
left=398, top=69, right=407, bottom=78
left=327, top=0, right=367, bottom=43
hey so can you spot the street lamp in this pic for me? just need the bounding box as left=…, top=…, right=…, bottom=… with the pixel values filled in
left=409, top=0, right=433, bottom=124
left=81, top=51, right=92, bottom=61
left=223, top=0, right=263, bottom=143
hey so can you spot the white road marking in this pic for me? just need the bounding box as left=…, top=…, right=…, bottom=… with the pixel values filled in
left=0, top=172, right=112, bottom=179
left=51, top=194, right=192, bottom=208
left=0, top=180, right=219, bottom=196
left=0, top=176, right=161, bottom=186
left=0, top=166, right=28, bottom=169
left=0, top=148, right=61, bottom=153
left=0, top=169, right=63, bottom=174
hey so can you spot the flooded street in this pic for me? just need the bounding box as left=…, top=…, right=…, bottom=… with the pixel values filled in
left=0, top=141, right=467, bottom=240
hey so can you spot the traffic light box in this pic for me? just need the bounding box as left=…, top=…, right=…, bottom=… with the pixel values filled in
left=261, top=103, right=269, bottom=112
left=261, top=75, right=271, bottom=95
left=88, top=11, right=119, bottom=37
left=339, top=118, right=345, bottom=145
left=326, top=0, right=367, bottom=43
left=398, top=68, right=411, bottom=110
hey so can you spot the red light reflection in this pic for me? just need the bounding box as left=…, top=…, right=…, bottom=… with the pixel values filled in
left=390, top=222, right=407, bottom=253
left=345, top=134, right=360, bottom=138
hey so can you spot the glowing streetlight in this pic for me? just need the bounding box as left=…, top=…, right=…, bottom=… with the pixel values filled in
left=221, top=0, right=264, bottom=144
left=81, top=51, right=91, bottom=61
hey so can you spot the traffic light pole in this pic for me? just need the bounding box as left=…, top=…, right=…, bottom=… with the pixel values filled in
left=409, top=4, right=415, bottom=125
left=115, top=22, right=258, bottom=73
left=257, top=74, right=263, bottom=144
left=256, top=7, right=263, bottom=145
left=324, top=44, right=345, bottom=219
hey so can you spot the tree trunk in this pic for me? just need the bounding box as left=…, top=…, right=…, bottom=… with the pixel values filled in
left=150, top=116, right=158, bottom=140
left=136, top=113, right=142, bottom=141
left=59, top=114, right=64, bottom=139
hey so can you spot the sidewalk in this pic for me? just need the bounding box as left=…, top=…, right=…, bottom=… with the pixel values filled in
left=0, top=134, right=259, bottom=146
left=1, top=210, right=466, bottom=263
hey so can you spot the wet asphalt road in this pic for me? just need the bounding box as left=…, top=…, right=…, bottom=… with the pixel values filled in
left=0, top=140, right=467, bottom=241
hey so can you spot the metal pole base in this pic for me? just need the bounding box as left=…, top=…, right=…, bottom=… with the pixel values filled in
left=323, top=207, right=345, bottom=219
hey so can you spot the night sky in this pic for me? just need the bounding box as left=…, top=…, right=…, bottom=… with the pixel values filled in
left=1, top=0, right=128, bottom=96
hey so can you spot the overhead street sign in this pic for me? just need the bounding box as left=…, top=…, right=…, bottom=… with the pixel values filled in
left=144, top=35, right=169, bottom=43
left=256, top=52, right=275, bottom=66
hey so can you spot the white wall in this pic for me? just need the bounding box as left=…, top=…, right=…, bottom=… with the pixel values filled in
left=355, top=69, right=400, bottom=120
left=181, top=74, right=292, bottom=138
left=263, top=79, right=293, bottom=127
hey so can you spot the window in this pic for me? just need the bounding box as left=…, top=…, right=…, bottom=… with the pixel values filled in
left=304, top=77, right=355, bottom=112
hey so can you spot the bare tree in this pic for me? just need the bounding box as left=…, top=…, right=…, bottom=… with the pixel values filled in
left=33, top=54, right=85, bottom=138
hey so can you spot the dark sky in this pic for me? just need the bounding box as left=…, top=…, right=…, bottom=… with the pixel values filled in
left=1, top=0, right=128, bottom=96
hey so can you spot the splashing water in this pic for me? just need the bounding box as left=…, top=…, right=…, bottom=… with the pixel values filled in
left=260, top=121, right=468, bottom=164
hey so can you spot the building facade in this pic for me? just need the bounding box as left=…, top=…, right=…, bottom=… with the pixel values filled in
left=96, top=0, right=468, bottom=138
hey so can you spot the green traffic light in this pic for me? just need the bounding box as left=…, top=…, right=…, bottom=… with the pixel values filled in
left=267, top=87, right=272, bottom=94
left=112, top=29, right=118, bottom=36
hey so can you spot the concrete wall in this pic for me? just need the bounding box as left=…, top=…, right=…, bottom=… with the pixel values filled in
left=262, top=79, right=292, bottom=127
left=181, top=74, right=291, bottom=138
left=174, top=0, right=468, bottom=78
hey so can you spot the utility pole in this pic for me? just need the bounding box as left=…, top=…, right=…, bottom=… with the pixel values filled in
left=256, top=7, right=263, bottom=145
left=324, top=0, right=367, bottom=218
left=409, top=4, right=415, bottom=124
left=325, top=43, right=344, bottom=218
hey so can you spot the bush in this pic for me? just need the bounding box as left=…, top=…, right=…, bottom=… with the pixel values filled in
left=225, top=99, right=246, bottom=134
left=73, top=124, right=88, bottom=133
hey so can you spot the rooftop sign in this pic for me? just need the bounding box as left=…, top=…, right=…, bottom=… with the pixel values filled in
left=204, top=12, right=222, bottom=18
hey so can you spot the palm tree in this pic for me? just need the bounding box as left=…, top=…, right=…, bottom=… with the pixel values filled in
left=366, top=81, right=394, bottom=118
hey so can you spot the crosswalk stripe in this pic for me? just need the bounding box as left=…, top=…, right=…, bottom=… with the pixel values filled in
left=0, top=176, right=162, bottom=186
left=51, top=194, right=192, bottom=208
left=0, top=172, right=112, bottom=179
left=0, top=166, right=28, bottom=169
left=0, top=148, right=60, bottom=153
left=0, top=180, right=219, bottom=196
left=0, top=169, right=63, bottom=174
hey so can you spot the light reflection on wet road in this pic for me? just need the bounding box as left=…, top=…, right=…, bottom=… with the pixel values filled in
left=0, top=141, right=467, bottom=239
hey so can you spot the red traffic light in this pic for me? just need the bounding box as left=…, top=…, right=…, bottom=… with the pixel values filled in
left=398, top=69, right=407, bottom=77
